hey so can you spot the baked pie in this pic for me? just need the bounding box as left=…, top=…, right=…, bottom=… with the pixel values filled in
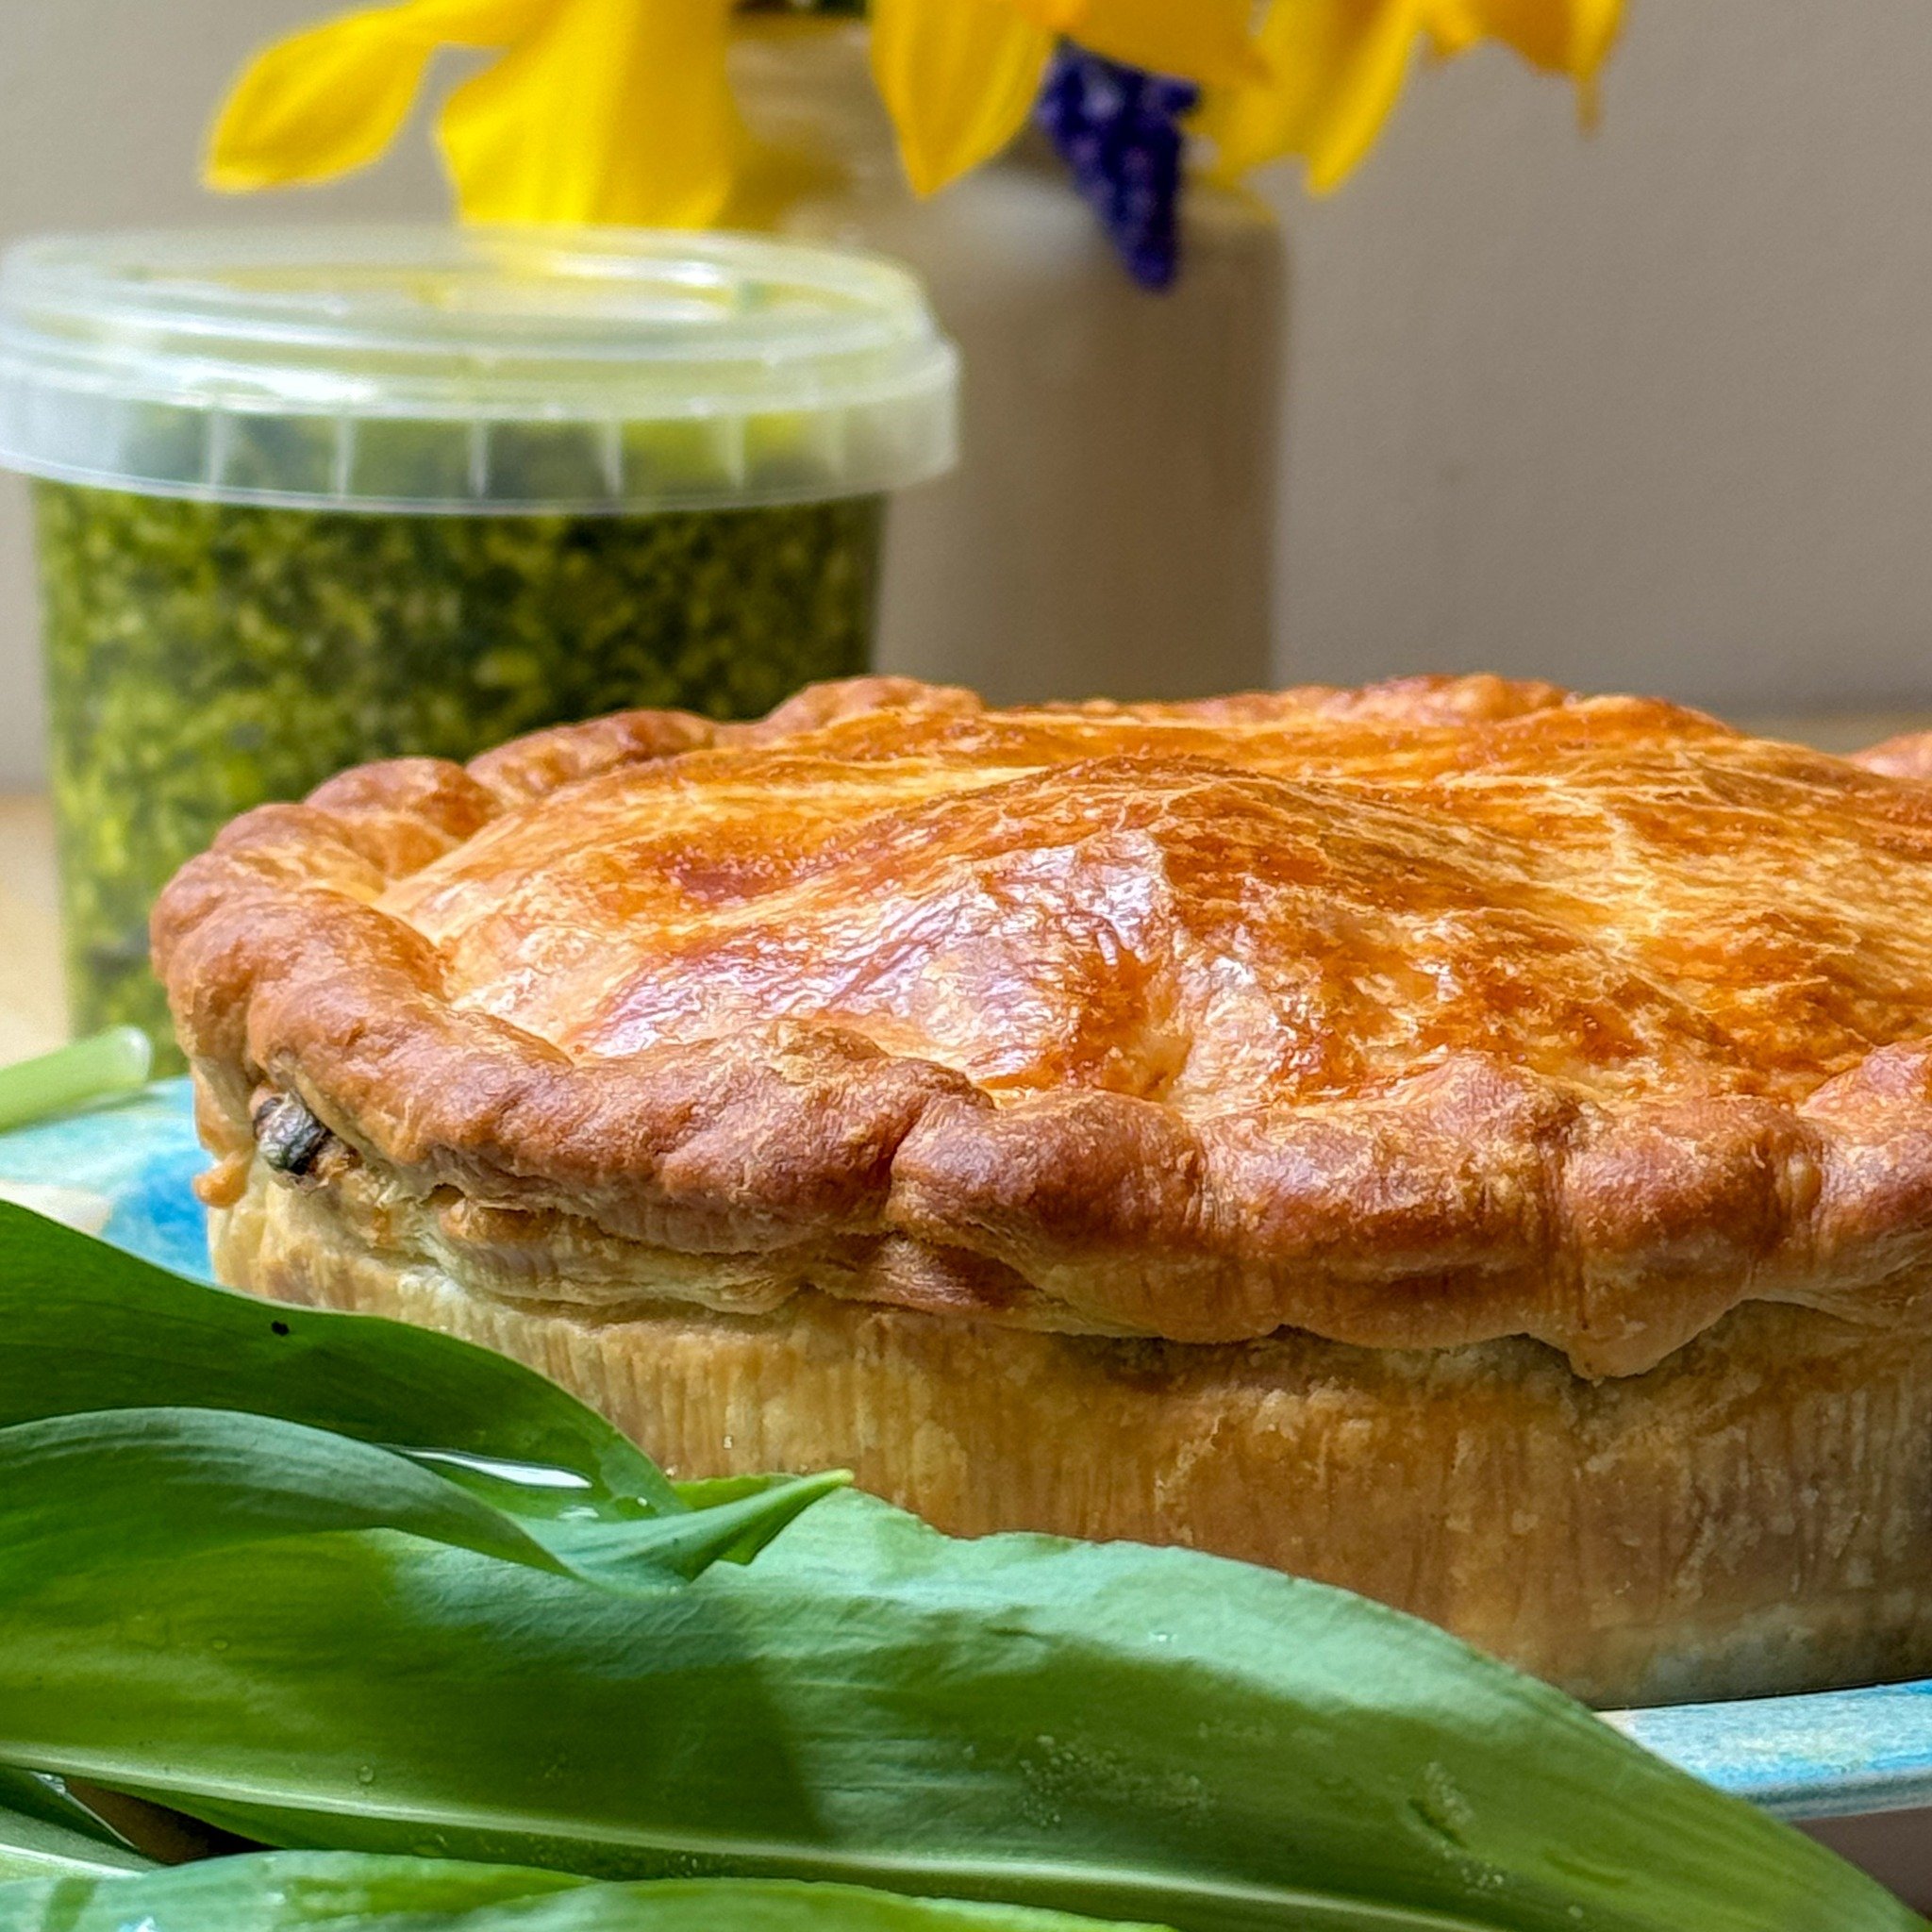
left=155, top=675, right=1932, bottom=1707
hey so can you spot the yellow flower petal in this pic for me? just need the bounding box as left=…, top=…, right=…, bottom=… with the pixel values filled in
left=1459, top=0, right=1620, bottom=74
left=205, top=0, right=549, bottom=192
left=1008, top=0, right=1083, bottom=27
left=1571, top=0, right=1624, bottom=76
left=869, top=0, right=1056, bottom=198
left=1420, top=0, right=1482, bottom=58
left=1196, top=0, right=1423, bottom=192
left=1023, top=0, right=1269, bottom=87
left=1448, top=0, right=1622, bottom=124
left=409, top=0, right=556, bottom=34
left=1567, top=0, right=1623, bottom=124
left=439, top=0, right=741, bottom=227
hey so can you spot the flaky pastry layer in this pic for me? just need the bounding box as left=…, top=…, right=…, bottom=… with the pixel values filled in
left=155, top=675, right=1932, bottom=1376
left=216, top=1158, right=1932, bottom=1708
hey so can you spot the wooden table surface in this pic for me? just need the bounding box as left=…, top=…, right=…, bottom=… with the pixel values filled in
left=4, top=711, right=1931, bottom=1068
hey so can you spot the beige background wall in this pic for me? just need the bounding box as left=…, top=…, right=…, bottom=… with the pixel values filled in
left=4, top=3, right=1932, bottom=786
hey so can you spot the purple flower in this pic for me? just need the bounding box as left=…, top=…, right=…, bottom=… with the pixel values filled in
left=1034, top=44, right=1200, bottom=291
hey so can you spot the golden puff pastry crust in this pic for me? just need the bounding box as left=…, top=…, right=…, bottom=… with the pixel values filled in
left=156, top=675, right=1932, bottom=1380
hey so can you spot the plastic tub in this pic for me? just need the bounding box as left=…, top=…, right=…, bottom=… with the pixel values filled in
left=0, top=226, right=958, bottom=1062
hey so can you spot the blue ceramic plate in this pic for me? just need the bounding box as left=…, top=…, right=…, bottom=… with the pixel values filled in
left=5, top=1078, right=1930, bottom=1823
left=1607, top=1685, right=1932, bottom=1821
left=0, top=1075, right=210, bottom=1280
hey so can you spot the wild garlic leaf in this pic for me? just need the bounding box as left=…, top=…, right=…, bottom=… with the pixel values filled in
left=0, top=1854, right=1208, bottom=1931
left=0, top=1031, right=150, bottom=1137
left=0, top=1850, right=1518, bottom=1931
left=0, top=1202, right=675, bottom=1513
left=0, top=1208, right=1917, bottom=1931
left=0, top=1771, right=131, bottom=1857
left=0, top=1407, right=842, bottom=1597
left=0, top=1796, right=151, bottom=1886
left=0, top=1491, right=1914, bottom=1932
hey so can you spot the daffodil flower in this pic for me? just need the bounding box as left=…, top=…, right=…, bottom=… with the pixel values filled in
left=205, top=0, right=1619, bottom=225
left=207, top=0, right=745, bottom=226
left=1195, top=0, right=1622, bottom=193
left=208, top=0, right=1268, bottom=223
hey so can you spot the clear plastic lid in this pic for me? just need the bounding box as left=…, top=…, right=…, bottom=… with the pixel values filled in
left=0, top=225, right=958, bottom=515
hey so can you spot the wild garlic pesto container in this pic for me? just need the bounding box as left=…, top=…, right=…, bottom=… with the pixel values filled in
left=0, top=227, right=957, bottom=1063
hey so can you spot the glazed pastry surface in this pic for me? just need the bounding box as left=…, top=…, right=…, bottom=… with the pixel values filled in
left=383, top=678, right=1932, bottom=1108
left=154, top=675, right=1932, bottom=1376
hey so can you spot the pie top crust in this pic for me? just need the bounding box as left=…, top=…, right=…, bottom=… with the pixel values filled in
left=153, top=675, right=1932, bottom=1378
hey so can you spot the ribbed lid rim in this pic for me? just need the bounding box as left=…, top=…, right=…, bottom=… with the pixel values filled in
left=0, top=225, right=958, bottom=514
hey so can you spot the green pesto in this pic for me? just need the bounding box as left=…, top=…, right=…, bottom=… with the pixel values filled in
left=33, top=482, right=883, bottom=1068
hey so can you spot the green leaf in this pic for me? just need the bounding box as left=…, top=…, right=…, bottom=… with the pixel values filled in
left=0, top=1202, right=676, bottom=1513
left=0, top=1031, right=151, bottom=1135
left=532, top=1470, right=851, bottom=1585
left=0, top=1771, right=131, bottom=1856
left=0, top=1797, right=151, bottom=1885
left=0, top=1489, right=1913, bottom=1932
left=0, top=1853, right=578, bottom=1928
left=0, top=1209, right=1913, bottom=1931
left=0, top=1855, right=1208, bottom=1932
left=0, top=1852, right=1512, bottom=1930
left=0, top=1206, right=845, bottom=1573
left=0, top=1407, right=843, bottom=1596
left=0, top=1769, right=225, bottom=1873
